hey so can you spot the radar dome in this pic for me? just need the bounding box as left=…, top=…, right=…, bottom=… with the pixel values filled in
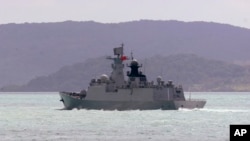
left=100, top=74, right=109, bottom=82
left=130, top=59, right=139, bottom=66
left=157, top=76, right=162, bottom=82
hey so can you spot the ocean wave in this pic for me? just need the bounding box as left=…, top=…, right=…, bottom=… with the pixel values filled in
left=178, top=108, right=250, bottom=113
left=199, top=108, right=250, bottom=113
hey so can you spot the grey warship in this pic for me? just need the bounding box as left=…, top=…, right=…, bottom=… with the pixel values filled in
left=59, top=45, right=206, bottom=110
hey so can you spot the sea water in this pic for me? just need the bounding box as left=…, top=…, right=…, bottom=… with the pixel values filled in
left=0, top=92, right=249, bottom=141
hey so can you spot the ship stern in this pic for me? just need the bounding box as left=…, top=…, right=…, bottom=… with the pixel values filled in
left=174, top=100, right=206, bottom=109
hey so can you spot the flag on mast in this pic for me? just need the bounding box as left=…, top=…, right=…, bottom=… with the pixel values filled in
left=120, top=55, right=127, bottom=61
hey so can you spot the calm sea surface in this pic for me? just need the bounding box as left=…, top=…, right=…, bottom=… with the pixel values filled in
left=0, top=92, right=249, bottom=141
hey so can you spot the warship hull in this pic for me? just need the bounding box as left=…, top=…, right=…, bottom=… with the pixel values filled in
left=60, top=92, right=206, bottom=110
left=59, top=45, right=206, bottom=110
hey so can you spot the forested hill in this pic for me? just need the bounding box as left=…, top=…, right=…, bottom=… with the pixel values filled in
left=2, top=54, right=250, bottom=92
left=1, top=20, right=250, bottom=89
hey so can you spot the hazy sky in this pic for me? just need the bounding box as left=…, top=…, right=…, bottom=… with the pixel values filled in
left=0, top=0, right=250, bottom=28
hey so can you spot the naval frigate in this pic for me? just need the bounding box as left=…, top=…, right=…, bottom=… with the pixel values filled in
left=59, top=45, right=206, bottom=110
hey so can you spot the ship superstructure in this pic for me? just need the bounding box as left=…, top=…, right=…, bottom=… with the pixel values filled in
left=60, top=45, right=206, bottom=110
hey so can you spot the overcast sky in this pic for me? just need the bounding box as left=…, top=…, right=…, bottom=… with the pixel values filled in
left=0, top=0, right=250, bottom=28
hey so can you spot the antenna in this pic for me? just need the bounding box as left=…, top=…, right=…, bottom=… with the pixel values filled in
left=130, top=50, right=134, bottom=60
left=160, top=67, right=163, bottom=76
left=143, top=58, right=146, bottom=74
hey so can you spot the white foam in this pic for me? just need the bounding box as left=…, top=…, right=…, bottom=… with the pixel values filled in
left=200, top=108, right=250, bottom=113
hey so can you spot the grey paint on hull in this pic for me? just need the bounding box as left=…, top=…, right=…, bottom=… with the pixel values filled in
left=60, top=92, right=206, bottom=110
